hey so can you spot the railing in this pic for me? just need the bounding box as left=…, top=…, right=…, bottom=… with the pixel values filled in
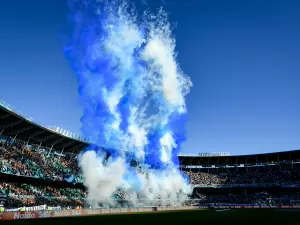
left=178, top=152, right=230, bottom=157
left=0, top=99, right=87, bottom=143
left=193, top=183, right=300, bottom=188
left=0, top=99, right=33, bottom=122
left=3, top=195, right=199, bottom=209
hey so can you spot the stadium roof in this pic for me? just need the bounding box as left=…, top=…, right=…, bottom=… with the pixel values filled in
left=1, top=103, right=300, bottom=165
left=0, top=104, right=88, bottom=153
left=178, top=150, right=300, bottom=166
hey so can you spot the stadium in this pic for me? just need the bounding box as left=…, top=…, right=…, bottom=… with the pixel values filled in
left=1, top=101, right=300, bottom=224
left=1, top=0, right=300, bottom=224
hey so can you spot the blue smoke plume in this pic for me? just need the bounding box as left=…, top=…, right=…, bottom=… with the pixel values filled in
left=65, top=0, right=192, bottom=206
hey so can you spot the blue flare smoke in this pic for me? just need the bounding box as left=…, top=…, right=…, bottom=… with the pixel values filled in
left=65, top=0, right=192, bottom=172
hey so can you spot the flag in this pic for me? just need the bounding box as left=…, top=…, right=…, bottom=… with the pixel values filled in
left=64, top=175, right=76, bottom=185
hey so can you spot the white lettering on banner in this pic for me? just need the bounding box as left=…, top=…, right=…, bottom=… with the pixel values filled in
left=14, top=212, right=35, bottom=220
left=38, top=211, right=52, bottom=218
left=24, top=204, right=46, bottom=211
left=71, top=210, right=82, bottom=216
left=110, top=208, right=120, bottom=213
left=102, top=209, right=109, bottom=214
left=54, top=211, right=70, bottom=217
left=87, top=210, right=100, bottom=215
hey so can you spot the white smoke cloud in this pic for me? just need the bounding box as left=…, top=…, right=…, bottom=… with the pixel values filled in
left=79, top=151, right=126, bottom=207
left=73, top=0, right=193, bottom=207
left=79, top=150, right=192, bottom=207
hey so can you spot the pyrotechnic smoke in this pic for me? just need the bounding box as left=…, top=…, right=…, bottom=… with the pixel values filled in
left=65, top=0, right=192, bottom=207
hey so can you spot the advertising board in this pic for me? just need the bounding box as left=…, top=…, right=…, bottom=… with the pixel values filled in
left=1, top=206, right=200, bottom=221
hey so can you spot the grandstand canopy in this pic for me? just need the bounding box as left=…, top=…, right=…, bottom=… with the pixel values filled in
left=179, top=149, right=300, bottom=166
left=0, top=105, right=88, bottom=153
left=1, top=104, right=300, bottom=165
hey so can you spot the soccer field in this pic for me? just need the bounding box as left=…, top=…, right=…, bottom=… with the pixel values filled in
left=3, top=209, right=300, bottom=225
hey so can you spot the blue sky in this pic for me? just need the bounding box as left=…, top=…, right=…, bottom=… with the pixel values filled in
left=0, top=0, right=300, bottom=155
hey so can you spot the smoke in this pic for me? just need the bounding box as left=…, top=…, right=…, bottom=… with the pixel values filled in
left=78, top=150, right=125, bottom=207
left=65, top=0, right=192, bottom=207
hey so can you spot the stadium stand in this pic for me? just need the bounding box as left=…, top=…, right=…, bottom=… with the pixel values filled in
left=1, top=102, right=300, bottom=210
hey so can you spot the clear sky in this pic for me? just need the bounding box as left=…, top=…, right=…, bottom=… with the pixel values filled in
left=0, top=0, right=300, bottom=155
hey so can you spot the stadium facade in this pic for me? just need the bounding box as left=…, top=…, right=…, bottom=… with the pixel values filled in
left=1, top=102, right=299, bottom=166
left=1, top=102, right=300, bottom=210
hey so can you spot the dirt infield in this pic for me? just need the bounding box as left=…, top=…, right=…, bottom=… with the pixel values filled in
left=2, top=209, right=300, bottom=225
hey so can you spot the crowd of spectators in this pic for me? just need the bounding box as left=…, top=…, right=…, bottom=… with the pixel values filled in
left=0, top=142, right=82, bottom=182
left=193, top=189, right=300, bottom=206
left=193, top=190, right=266, bottom=205
left=185, top=165, right=300, bottom=187
left=0, top=141, right=86, bottom=209
left=2, top=140, right=300, bottom=208
left=0, top=181, right=86, bottom=209
left=3, top=140, right=300, bottom=188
